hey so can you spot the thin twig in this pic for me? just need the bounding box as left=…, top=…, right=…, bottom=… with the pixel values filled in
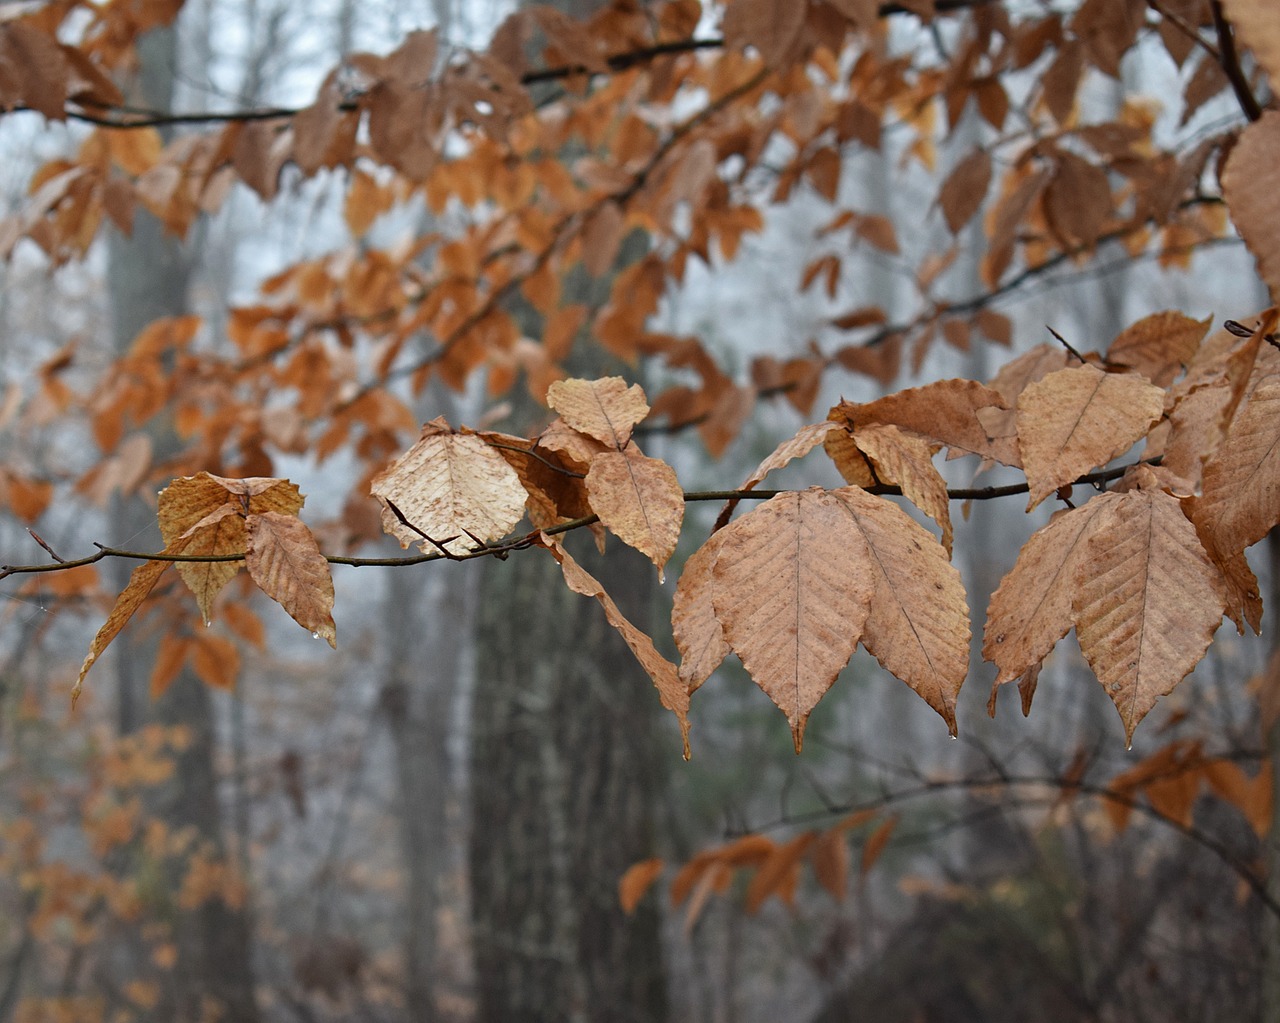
left=1210, top=0, right=1263, bottom=122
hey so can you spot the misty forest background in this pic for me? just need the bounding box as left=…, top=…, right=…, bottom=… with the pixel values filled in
left=0, top=1, right=1275, bottom=1022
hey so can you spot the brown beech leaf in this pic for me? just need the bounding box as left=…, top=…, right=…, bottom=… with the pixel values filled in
left=1017, top=364, right=1164, bottom=510
left=984, top=494, right=1121, bottom=688
left=537, top=417, right=611, bottom=471
left=171, top=503, right=246, bottom=625
left=1221, top=0, right=1280, bottom=87
left=189, top=631, right=241, bottom=690
left=1189, top=382, right=1280, bottom=563
left=585, top=448, right=684, bottom=576
left=835, top=379, right=1019, bottom=465
left=831, top=486, right=969, bottom=734
left=712, top=490, right=875, bottom=751
left=714, top=420, right=842, bottom=530
left=203, top=473, right=305, bottom=516
left=546, top=376, right=649, bottom=449
left=1073, top=486, right=1226, bottom=745
left=476, top=430, right=591, bottom=528
left=672, top=529, right=731, bottom=693
left=538, top=534, right=691, bottom=756
left=989, top=344, right=1070, bottom=403
left=824, top=422, right=877, bottom=486
left=1106, top=311, right=1211, bottom=388
left=745, top=831, right=817, bottom=913
left=854, top=423, right=953, bottom=555
left=1222, top=110, right=1280, bottom=301
left=371, top=418, right=527, bottom=556
left=722, top=0, right=806, bottom=67
left=938, top=149, right=991, bottom=234
left=619, top=859, right=664, bottom=914
left=74, top=540, right=187, bottom=704
left=245, top=512, right=336, bottom=648
left=810, top=828, right=849, bottom=900
left=157, top=473, right=276, bottom=624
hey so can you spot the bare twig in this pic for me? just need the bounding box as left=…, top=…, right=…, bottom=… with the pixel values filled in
left=1210, top=0, right=1263, bottom=122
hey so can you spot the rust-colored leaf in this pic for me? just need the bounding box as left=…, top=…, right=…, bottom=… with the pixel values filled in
left=619, top=858, right=664, bottom=914
left=745, top=831, right=817, bottom=913
left=539, top=534, right=691, bottom=756
left=712, top=490, right=875, bottom=751
left=672, top=530, right=731, bottom=692
left=546, top=376, right=649, bottom=449
left=1017, top=364, right=1164, bottom=510
left=1073, top=483, right=1226, bottom=745
left=372, top=418, right=527, bottom=555
left=1222, top=110, right=1280, bottom=301
left=75, top=545, right=184, bottom=704
left=938, top=149, right=991, bottom=234
left=722, top=0, right=806, bottom=67
left=831, top=486, right=969, bottom=734
left=854, top=423, right=953, bottom=555
left=245, top=512, right=336, bottom=648
left=860, top=815, right=898, bottom=876
left=150, top=631, right=189, bottom=699
left=811, top=828, right=849, bottom=900
left=189, top=630, right=241, bottom=690
left=585, top=448, right=684, bottom=575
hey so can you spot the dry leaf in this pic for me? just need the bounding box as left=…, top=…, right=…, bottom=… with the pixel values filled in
left=835, top=379, right=1019, bottom=465
left=1222, top=110, right=1280, bottom=301
left=715, top=421, right=842, bottom=530
left=722, top=0, right=805, bottom=66
left=1073, top=487, right=1226, bottom=745
left=538, top=534, right=691, bottom=756
left=245, top=512, right=337, bottom=648
left=831, top=486, right=969, bottom=734
left=854, top=422, right=953, bottom=555
left=712, top=490, right=876, bottom=751
left=672, top=530, right=732, bottom=692
left=1189, top=381, right=1280, bottom=563
left=810, top=829, right=849, bottom=900
left=1017, top=364, right=1165, bottom=510
left=546, top=376, right=649, bottom=448
left=74, top=546, right=183, bottom=704
left=1221, top=0, right=1280, bottom=87
left=372, top=418, right=527, bottom=555
left=745, top=832, right=817, bottom=913
left=984, top=495, right=1120, bottom=687
left=619, top=858, right=664, bottom=914
left=938, top=149, right=991, bottom=234
left=585, top=448, right=684, bottom=575
left=1106, top=311, right=1211, bottom=387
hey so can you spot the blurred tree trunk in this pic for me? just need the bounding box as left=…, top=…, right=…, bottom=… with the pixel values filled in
left=106, top=24, right=260, bottom=1023
left=383, top=556, right=474, bottom=1021
left=467, top=2, right=667, bottom=1011
left=470, top=535, right=668, bottom=1023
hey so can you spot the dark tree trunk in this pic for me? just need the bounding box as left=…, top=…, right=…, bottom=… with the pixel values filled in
left=470, top=536, right=668, bottom=1023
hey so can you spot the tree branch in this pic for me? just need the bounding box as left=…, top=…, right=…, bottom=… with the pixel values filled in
left=747, top=767, right=1280, bottom=920
left=0, top=459, right=1152, bottom=581
left=1210, top=0, right=1263, bottom=123
left=25, top=0, right=998, bottom=130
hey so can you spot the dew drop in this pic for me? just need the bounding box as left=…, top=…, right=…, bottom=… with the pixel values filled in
left=205, top=619, right=213, bottom=628
left=311, top=632, right=320, bottom=640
